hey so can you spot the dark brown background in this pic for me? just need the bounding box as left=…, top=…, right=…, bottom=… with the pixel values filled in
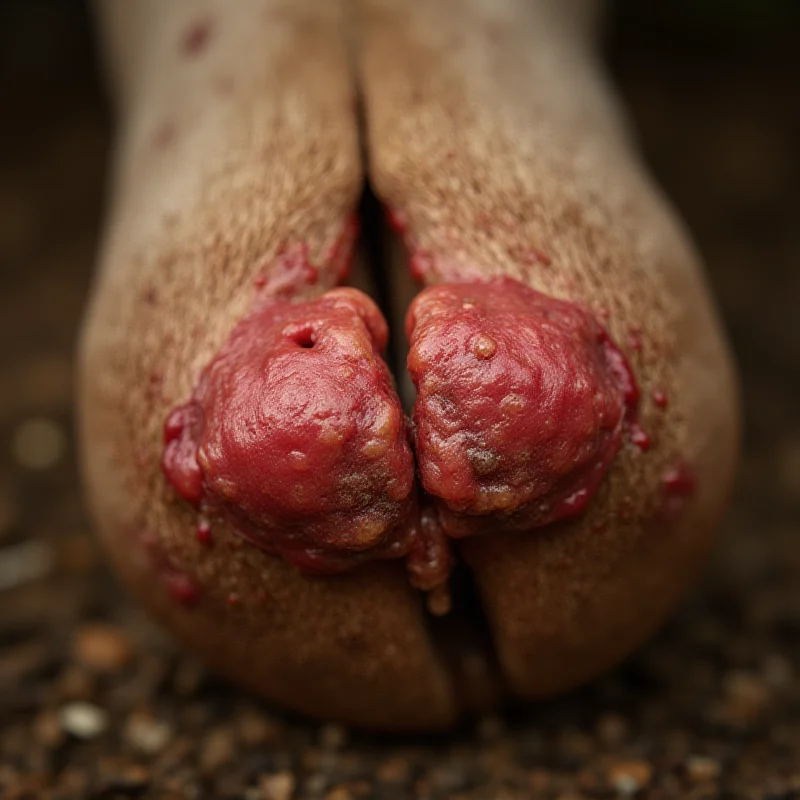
left=0, top=2, right=798, bottom=798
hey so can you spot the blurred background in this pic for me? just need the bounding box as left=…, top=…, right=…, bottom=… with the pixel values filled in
left=0, top=1, right=798, bottom=798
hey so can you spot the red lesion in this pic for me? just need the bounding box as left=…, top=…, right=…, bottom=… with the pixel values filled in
left=253, top=243, right=320, bottom=299
left=252, top=216, right=358, bottom=300
left=404, top=504, right=454, bottom=616
left=135, top=530, right=201, bottom=608
left=658, top=462, right=696, bottom=522
left=385, top=205, right=409, bottom=236
left=405, top=277, right=641, bottom=538
left=408, top=250, right=433, bottom=282
left=652, top=389, right=669, bottom=409
left=160, top=286, right=452, bottom=591
left=524, top=248, right=552, bottom=267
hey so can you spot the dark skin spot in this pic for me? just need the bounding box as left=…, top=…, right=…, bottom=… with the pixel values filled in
left=181, top=19, right=213, bottom=57
left=152, top=122, right=176, bottom=151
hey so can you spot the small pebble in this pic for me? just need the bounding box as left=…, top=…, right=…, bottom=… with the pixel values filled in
left=56, top=665, right=95, bottom=701
left=57, top=767, right=91, bottom=796
left=124, top=711, right=173, bottom=755
left=476, top=714, right=506, bottom=742
left=59, top=702, right=108, bottom=740
left=529, top=769, right=552, bottom=792
left=577, top=767, right=604, bottom=794
left=685, top=755, right=722, bottom=782
left=11, top=417, right=66, bottom=469
left=33, top=709, right=65, bottom=749
left=427, top=763, right=469, bottom=792
left=237, top=708, right=282, bottom=747
left=99, top=764, right=151, bottom=794
left=0, top=640, right=49, bottom=685
left=172, top=658, right=207, bottom=696
left=342, top=780, right=371, bottom=797
left=0, top=540, right=54, bottom=590
left=72, top=623, right=132, bottom=672
left=261, top=771, right=296, bottom=800
left=302, top=748, right=336, bottom=774
left=558, top=727, right=594, bottom=760
left=377, top=757, right=411, bottom=784
left=721, top=670, right=770, bottom=722
left=596, top=713, right=630, bottom=746
left=325, top=788, right=353, bottom=800
left=608, top=760, right=653, bottom=795
left=762, top=653, right=793, bottom=690
left=305, top=773, right=329, bottom=795
left=200, top=726, right=236, bottom=774
left=319, top=723, right=347, bottom=751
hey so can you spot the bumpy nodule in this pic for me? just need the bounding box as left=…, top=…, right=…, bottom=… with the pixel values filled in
left=162, top=288, right=417, bottom=571
left=407, top=277, right=636, bottom=537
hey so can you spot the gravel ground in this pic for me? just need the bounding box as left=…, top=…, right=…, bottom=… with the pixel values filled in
left=1, top=4, right=798, bottom=799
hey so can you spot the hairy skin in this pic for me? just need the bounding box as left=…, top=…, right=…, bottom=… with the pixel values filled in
left=78, top=0, right=739, bottom=728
